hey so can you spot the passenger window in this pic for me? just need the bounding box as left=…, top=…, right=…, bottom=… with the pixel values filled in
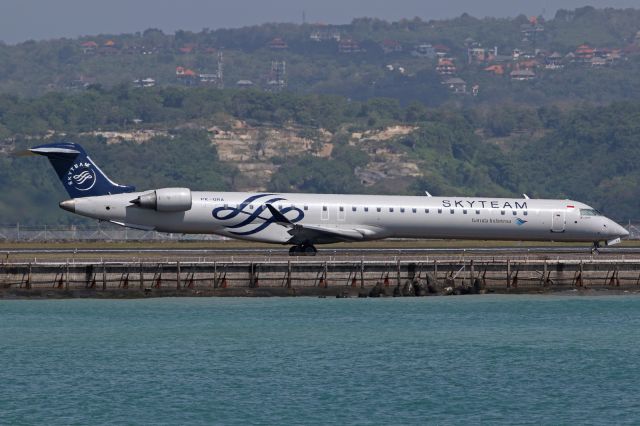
left=278, top=205, right=282, bottom=210
left=501, top=210, right=505, bottom=215
left=224, top=203, right=228, bottom=208
left=400, top=208, right=405, bottom=213
left=463, top=209, right=467, bottom=214
left=352, top=206, right=357, bottom=212
left=524, top=211, right=528, bottom=216
left=303, top=205, right=308, bottom=211
left=389, top=207, right=394, bottom=213
left=364, top=207, right=369, bottom=212
left=377, top=207, right=381, bottom=212
left=412, top=208, right=417, bottom=213
left=322, top=206, right=327, bottom=211
left=475, top=210, right=480, bottom=215
left=250, top=204, right=254, bottom=210
left=450, top=209, right=454, bottom=214
left=438, top=209, right=442, bottom=214
left=425, top=209, right=430, bottom=214
left=512, top=211, right=517, bottom=216
left=339, top=206, right=344, bottom=212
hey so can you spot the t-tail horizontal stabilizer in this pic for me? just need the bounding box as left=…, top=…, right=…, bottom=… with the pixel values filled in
left=29, top=142, right=135, bottom=198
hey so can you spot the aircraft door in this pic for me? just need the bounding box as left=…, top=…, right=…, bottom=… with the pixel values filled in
left=551, top=210, right=565, bottom=232
left=337, top=206, right=346, bottom=222
left=321, top=205, right=329, bottom=221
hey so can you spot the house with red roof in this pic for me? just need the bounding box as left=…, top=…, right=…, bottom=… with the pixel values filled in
left=484, top=64, right=504, bottom=76
left=268, top=38, right=288, bottom=50
left=575, top=44, right=595, bottom=62
left=338, top=38, right=362, bottom=54
left=178, top=44, right=196, bottom=54
left=80, top=41, right=97, bottom=54
left=436, top=58, right=456, bottom=75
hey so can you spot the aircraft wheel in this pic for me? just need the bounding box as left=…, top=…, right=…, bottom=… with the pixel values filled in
left=289, top=246, right=299, bottom=256
left=303, top=245, right=317, bottom=256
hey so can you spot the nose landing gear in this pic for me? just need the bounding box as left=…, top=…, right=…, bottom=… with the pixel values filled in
left=289, top=244, right=318, bottom=256
left=591, top=241, right=601, bottom=255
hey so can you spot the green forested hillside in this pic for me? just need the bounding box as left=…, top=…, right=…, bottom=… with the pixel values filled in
left=1, top=7, right=640, bottom=105
left=1, top=87, right=639, bottom=224
left=2, top=8, right=640, bottom=225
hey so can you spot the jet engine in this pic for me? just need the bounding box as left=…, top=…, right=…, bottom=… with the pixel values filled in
left=131, top=188, right=192, bottom=212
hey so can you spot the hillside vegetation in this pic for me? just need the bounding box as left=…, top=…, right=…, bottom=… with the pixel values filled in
left=2, top=7, right=640, bottom=225
left=0, top=87, right=639, bottom=224
left=1, top=7, right=640, bottom=106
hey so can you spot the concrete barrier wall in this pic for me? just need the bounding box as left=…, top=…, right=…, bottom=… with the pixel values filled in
left=2, top=259, right=640, bottom=294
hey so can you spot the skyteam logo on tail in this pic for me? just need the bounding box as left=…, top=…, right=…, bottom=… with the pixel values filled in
left=66, top=162, right=96, bottom=191
left=515, top=218, right=528, bottom=226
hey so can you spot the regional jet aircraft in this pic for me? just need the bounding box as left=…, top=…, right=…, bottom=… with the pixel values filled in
left=28, top=142, right=628, bottom=255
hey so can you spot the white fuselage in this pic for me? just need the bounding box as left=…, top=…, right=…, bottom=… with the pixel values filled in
left=64, top=191, right=628, bottom=245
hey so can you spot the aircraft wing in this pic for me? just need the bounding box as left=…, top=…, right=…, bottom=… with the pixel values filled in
left=265, top=204, right=366, bottom=244
left=108, top=220, right=156, bottom=231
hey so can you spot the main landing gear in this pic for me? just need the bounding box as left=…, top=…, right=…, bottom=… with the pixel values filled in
left=591, top=241, right=601, bottom=255
left=289, top=244, right=318, bottom=256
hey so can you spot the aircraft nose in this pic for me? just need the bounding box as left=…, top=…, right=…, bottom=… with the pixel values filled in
left=618, top=225, right=630, bottom=238
left=59, top=199, right=76, bottom=213
left=606, top=219, right=629, bottom=238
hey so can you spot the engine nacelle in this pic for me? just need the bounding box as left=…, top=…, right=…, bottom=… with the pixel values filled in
left=131, top=188, right=192, bottom=212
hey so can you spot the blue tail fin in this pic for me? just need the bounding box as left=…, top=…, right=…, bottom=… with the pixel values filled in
left=30, top=142, right=135, bottom=198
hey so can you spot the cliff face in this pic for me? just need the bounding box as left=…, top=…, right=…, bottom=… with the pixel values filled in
left=208, top=121, right=423, bottom=192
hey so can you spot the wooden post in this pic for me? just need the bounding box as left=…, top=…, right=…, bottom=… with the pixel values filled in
left=578, top=261, right=584, bottom=287
left=139, top=261, right=144, bottom=290
left=213, top=261, right=218, bottom=288
left=287, top=261, right=292, bottom=289
left=65, top=260, right=69, bottom=290
left=102, top=261, right=106, bottom=291
left=541, top=261, right=547, bottom=286
left=396, top=260, right=401, bottom=286
left=176, top=261, right=181, bottom=290
left=253, top=262, right=261, bottom=288
left=360, top=259, right=365, bottom=289
left=470, top=260, right=475, bottom=287
left=506, top=259, right=511, bottom=289
left=434, top=260, right=438, bottom=287
left=322, top=261, right=328, bottom=288
left=26, top=262, right=32, bottom=289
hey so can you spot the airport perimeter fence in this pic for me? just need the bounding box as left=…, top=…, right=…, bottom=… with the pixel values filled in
left=0, top=224, right=227, bottom=242
left=0, top=222, right=639, bottom=242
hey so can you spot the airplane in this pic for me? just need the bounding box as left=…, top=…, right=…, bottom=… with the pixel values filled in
left=27, top=142, right=629, bottom=255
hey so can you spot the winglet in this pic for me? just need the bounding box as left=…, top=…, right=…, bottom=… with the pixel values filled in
left=265, top=204, right=294, bottom=226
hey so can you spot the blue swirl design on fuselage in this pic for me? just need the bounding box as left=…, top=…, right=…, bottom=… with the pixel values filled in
left=212, top=193, right=304, bottom=236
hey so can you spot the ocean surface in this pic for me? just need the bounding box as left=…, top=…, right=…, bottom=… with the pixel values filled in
left=1, top=295, right=640, bottom=425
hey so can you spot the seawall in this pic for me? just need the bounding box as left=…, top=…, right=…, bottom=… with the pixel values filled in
left=2, top=258, right=640, bottom=298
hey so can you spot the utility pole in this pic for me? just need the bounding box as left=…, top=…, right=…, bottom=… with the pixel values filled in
left=217, top=50, right=224, bottom=89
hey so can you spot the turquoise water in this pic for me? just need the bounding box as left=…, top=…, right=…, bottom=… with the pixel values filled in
left=1, top=295, right=640, bottom=425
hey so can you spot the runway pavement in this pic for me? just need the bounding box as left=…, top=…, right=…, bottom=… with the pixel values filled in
left=2, top=245, right=640, bottom=263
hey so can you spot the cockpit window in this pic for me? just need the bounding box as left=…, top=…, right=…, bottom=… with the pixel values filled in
left=580, top=209, right=601, bottom=216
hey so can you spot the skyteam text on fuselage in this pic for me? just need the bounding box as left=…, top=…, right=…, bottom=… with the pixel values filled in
left=29, top=142, right=629, bottom=255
